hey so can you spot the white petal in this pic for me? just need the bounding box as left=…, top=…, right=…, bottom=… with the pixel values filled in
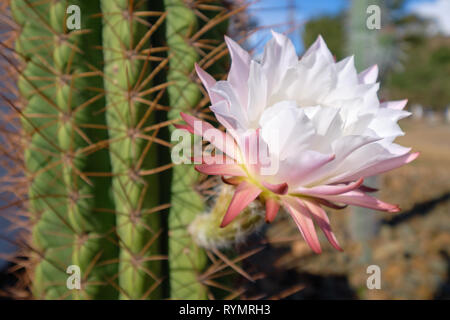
left=335, top=56, right=359, bottom=87
left=380, top=99, right=408, bottom=110
left=260, top=101, right=316, bottom=160
left=358, top=65, right=379, bottom=84
left=368, top=108, right=411, bottom=138
left=211, top=81, right=248, bottom=130
left=247, top=60, right=268, bottom=128
left=224, top=36, right=251, bottom=108
left=326, top=141, right=411, bottom=184
left=302, top=35, right=335, bottom=64
left=195, top=64, right=222, bottom=104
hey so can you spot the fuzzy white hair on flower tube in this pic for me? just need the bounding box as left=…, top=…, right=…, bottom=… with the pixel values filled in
left=176, top=31, right=419, bottom=253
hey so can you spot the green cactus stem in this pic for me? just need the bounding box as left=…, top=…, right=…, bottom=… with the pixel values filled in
left=164, top=0, right=208, bottom=299
left=12, top=0, right=120, bottom=299
left=7, top=0, right=243, bottom=300
left=101, top=0, right=163, bottom=299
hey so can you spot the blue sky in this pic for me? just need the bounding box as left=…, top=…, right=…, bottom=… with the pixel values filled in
left=247, top=0, right=440, bottom=53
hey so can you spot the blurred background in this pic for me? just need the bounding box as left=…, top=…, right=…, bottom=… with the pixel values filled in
left=1, top=0, right=449, bottom=299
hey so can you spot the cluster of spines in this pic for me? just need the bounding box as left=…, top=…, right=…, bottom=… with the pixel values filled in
left=100, top=0, right=169, bottom=300
left=164, top=0, right=209, bottom=300
left=0, top=0, right=303, bottom=300
left=10, top=0, right=120, bottom=299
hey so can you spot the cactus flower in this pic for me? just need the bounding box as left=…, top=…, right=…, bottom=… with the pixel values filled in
left=177, top=31, right=418, bottom=253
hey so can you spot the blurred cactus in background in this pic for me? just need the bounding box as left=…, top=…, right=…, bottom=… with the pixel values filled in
left=346, top=0, right=404, bottom=263
left=0, top=0, right=268, bottom=300
left=347, top=0, right=404, bottom=78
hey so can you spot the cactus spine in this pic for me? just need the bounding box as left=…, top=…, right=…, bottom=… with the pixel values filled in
left=12, top=0, right=120, bottom=299
left=100, top=0, right=163, bottom=300
left=5, top=0, right=255, bottom=300
left=12, top=0, right=71, bottom=299
left=164, top=0, right=208, bottom=299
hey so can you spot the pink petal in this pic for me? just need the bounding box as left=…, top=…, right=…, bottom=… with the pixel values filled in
left=314, top=198, right=348, bottom=210
left=173, top=123, right=194, bottom=134
left=237, top=128, right=263, bottom=174
left=358, top=185, right=379, bottom=193
left=340, top=152, right=419, bottom=183
left=262, top=181, right=289, bottom=195
left=304, top=201, right=343, bottom=251
left=321, top=190, right=400, bottom=213
left=180, top=112, right=216, bottom=136
left=294, top=178, right=364, bottom=196
left=192, top=154, right=235, bottom=165
left=265, top=198, right=280, bottom=223
left=221, top=176, right=242, bottom=185
left=179, top=112, right=238, bottom=159
left=195, top=163, right=245, bottom=177
left=283, top=197, right=322, bottom=254
left=381, top=99, right=408, bottom=110
left=221, top=181, right=262, bottom=227
left=305, top=153, right=336, bottom=172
